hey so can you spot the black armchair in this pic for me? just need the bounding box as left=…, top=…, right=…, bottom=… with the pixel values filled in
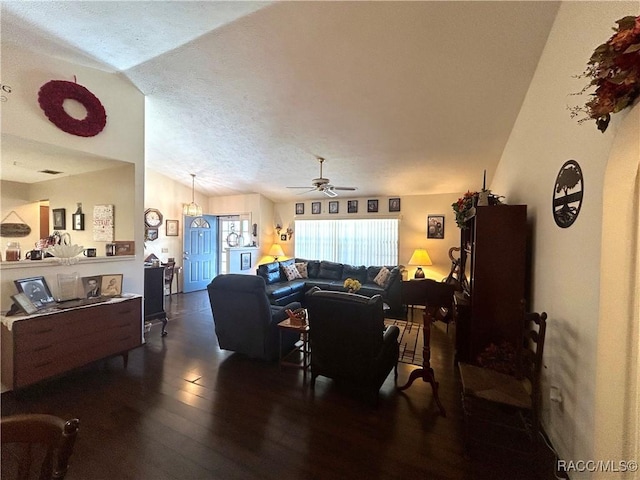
left=305, top=288, right=400, bottom=403
left=207, top=274, right=301, bottom=361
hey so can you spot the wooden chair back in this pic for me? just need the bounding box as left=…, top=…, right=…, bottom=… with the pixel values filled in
left=1, top=414, right=79, bottom=480
left=164, top=261, right=176, bottom=296
left=519, top=311, right=547, bottom=414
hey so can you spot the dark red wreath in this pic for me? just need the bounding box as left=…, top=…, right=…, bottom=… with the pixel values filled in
left=38, top=80, right=107, bottom=137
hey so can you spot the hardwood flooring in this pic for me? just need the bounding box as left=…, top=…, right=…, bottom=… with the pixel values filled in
left=1, top=291, right=561, bottom=479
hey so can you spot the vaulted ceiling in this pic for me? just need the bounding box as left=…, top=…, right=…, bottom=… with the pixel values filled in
left=1, top=1, right=560, bottom=202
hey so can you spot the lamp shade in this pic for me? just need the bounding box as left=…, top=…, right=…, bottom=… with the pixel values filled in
left=408, top=248, right=433, bottom=267
left=268, top=244, right=285, bottom=260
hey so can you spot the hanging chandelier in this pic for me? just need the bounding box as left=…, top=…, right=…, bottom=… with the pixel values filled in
left=183, top=173, right=203, bottom=217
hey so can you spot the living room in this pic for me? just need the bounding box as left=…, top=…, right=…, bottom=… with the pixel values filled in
left=1, top=1, right=638, bottom=476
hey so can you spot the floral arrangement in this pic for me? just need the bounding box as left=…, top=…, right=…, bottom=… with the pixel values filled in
left=570, top=15, right=640, bottom=132
left=476, top=341, right=517, bottom=375
left=343, top=278, right=362, bottom=293
left=38, top=80, right=107, bottom=137
left=452, top=190, right=503, bottom=228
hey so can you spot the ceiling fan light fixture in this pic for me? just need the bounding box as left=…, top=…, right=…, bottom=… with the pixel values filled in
left=183, top=173, right=203, bottom=217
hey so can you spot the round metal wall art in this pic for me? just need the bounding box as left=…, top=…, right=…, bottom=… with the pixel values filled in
left=38, top=80, right=107, bottom=137
left=552, top=160, right=584, bottom=228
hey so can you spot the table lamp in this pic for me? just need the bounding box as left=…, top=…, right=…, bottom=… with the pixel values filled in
left=268, top=243, right=285, bottom=262
left=408, top=248, right=432, bottom=278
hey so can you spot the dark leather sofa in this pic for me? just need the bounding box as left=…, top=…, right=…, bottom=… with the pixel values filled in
left=256, top=258, right=403, bottom=314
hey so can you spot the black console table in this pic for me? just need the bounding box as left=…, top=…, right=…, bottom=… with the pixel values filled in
left=144, top=266, right=167, bottom=336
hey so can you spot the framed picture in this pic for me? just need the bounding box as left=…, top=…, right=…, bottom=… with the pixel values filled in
left=329, top=201, right=339, bottom=214
left=295, top=203, right=304, bottom=215
left=367, top=199, right=379, bottom=213
left=166, top=219, right=179, bottom=236
left=52, top=208, right=66, bottom=230
left=101, top=274, right=123, bottom=297
left=240, top=252, right=251, bottom=270
left=389, top=198, right=401, bottom=212
left=347, top=200, right=358, bottom=214
left=82, top=276, right=103, bottom=298
left=14, top=276, right=55, bottom=309
left=312, top=202, right=321, bottom=214
left=114, top=241, right=135, bottom=255
left=72, top=213, right=84, bottom=230
left=145, top=228, right=158, bottom=241
left=10, top=293, right=38, bottom=315
left=427, top=215, right=445, bottom=239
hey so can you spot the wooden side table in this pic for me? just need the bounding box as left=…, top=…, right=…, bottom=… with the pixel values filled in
left=402, top=279, right=428, bottom=314
left=277, top=319, right=310, bottom=380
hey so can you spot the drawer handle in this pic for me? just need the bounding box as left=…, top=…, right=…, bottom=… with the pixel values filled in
left=34, top=328, right=54, bottom=334
left=33, top=345, right=52, bottom=352
left=34, top=361, right=53, bottom=368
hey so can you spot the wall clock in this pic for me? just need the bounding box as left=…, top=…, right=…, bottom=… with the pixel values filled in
left=552, top=160, right=584, bottom=228
left=144, top=208, right=163, bottom=228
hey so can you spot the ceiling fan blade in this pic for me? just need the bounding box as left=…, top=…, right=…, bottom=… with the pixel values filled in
left=287, top=186, right=314, bottom=189
left=297, top=188, right=318, bottom=195
left=332, top=186, right=357, bottom=191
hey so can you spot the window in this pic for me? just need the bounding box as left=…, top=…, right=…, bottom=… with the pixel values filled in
left=294, top=219, right=398, bottom=265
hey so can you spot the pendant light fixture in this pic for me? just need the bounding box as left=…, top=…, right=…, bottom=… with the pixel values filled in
left=183, top=173, right=203, bottom=217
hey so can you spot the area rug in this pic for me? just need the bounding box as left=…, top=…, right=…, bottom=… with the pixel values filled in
left=384, top=318, right=424, bottom=366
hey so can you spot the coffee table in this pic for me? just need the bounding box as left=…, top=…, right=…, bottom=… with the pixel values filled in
left=277, top=318, right=310, bottom=380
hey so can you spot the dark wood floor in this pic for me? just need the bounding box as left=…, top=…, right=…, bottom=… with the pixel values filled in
left=2, top=291, right=561, bottom=479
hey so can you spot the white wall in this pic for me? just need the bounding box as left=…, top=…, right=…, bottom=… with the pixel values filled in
left=0, top=43, right=145, bottom=308
left=491, top=1, right=639, bottom=473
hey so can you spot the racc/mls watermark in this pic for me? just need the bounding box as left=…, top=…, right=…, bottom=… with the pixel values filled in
left=558, top=460, right=638, bottom=474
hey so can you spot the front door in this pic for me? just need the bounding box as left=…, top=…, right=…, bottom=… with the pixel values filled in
left=183, top=215, right=218, bottom=292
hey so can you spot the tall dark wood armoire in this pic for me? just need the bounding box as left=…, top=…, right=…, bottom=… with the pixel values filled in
left=456, top=205, right=527, bottom=364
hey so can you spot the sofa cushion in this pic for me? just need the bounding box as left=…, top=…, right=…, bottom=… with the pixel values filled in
left=295, top=262, right=308, bottom=278
left=374, top=266, right=391, bottom=287
left=342, top=264, right=367, bottom=284
left=318, top=261, right=343, bottom=280
left=283, top=263, right=302, bottom=281
left=296, top=258, right=320, bottom=278
left=265, top=283, right=293, bottom=299
left=257, top=262, right=282, bottom=285
left=367, top=266, right=383, bottom=283
left=278, top=258, right=295, bottom=281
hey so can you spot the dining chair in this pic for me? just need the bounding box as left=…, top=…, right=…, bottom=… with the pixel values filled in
left=1, top=413, right=80, bottom=480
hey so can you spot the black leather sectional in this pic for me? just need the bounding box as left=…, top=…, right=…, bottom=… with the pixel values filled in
left=256, top=258, right=403, bottom=314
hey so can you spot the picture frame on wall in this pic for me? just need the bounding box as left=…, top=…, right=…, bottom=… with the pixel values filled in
left=329, top=201, right=339, bottom=214
left=427, top=215, right=445, bottom=239
left=241, top=252, right=251, bottom=270
left=166, top=219, right=179, bottom=236
left=295, top=203, right=304, bottom=215
left=367, top=199, right=379, bottom=213
left=312, top=202, right=321, bottom=214
left=53, top=208, right=66, bottom=230
left=389, top=198, right=401, bottom=212
left=72, top=213, right=84, bottom=231
left=347, top=200, right=358, bottom=214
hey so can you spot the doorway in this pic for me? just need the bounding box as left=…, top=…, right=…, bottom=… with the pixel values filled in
left=182, top=214, right=218, bottom=293
left=218, top=214, right=251, bottom=274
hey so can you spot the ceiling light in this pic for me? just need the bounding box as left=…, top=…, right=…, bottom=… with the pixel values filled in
left=183, top=173, right=203, bottom=217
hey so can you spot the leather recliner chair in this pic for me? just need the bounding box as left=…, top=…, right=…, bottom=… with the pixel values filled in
left=207, top=274, right=301, bottom=361
left=305, top=288, right=400, bottom=403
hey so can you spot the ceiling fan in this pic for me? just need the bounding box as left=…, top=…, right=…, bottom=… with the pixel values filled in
left=287, top=157, right=357, bottom=197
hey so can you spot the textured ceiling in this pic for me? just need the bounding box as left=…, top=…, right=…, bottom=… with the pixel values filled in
left=1, top=1, right=560, bottom=202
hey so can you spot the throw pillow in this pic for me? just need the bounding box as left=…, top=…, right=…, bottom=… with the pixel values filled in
left=295, top=262, right=309, bottom=278
left=374, top=266, right=391, bottom=287
left=284, top=263, right=302, bottom=281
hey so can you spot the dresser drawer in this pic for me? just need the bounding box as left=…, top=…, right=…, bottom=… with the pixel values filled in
left=4, top=297, right=142, bottom=390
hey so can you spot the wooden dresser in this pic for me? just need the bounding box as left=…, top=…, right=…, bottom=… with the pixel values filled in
left=1, top=296, right=142, bottom=391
